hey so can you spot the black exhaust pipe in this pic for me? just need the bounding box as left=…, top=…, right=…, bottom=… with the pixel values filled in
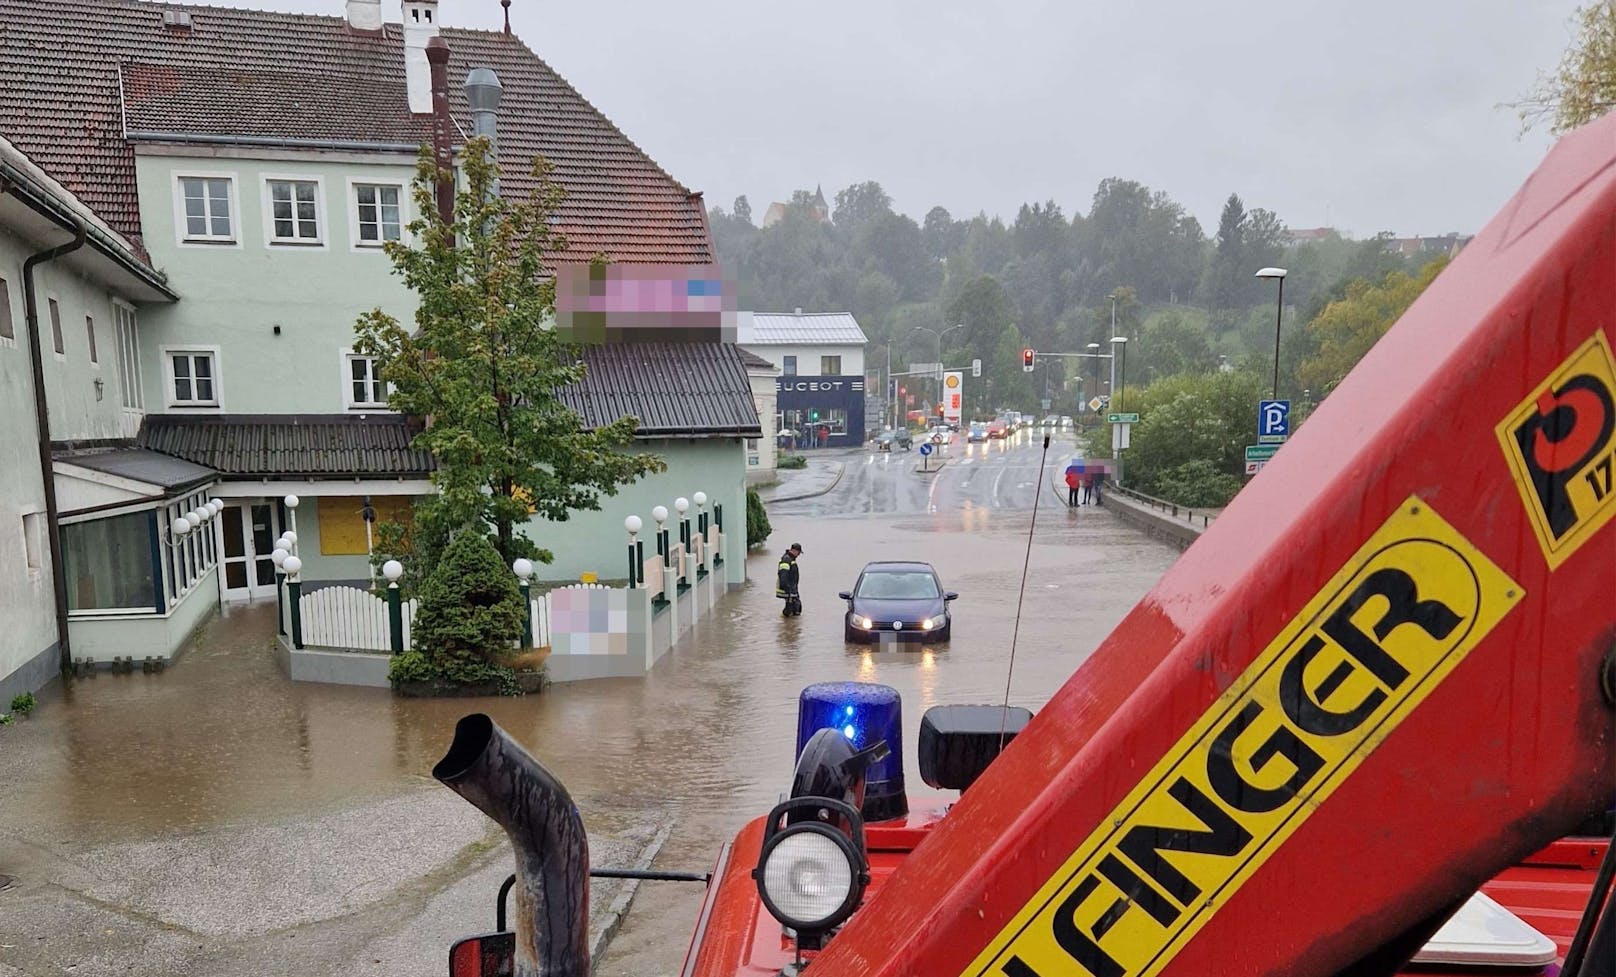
left=433, top=714, right=589, bottom=977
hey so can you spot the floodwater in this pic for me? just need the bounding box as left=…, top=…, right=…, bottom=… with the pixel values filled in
left=0, top=435, right=1180, bottom=974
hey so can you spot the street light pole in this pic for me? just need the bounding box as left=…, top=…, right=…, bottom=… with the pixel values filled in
left=1108, top=293, right=1118, bottom=411
left=1255, top=267, right=1289, bottom=400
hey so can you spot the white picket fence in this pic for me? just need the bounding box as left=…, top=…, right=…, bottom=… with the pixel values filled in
left=298, top=585, right=419, bottom=652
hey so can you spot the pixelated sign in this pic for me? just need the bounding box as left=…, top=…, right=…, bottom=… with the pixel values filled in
left=555, top=263, right=737, bottom=343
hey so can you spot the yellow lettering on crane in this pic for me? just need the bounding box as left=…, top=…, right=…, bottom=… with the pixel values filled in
left=965, top=497, right=1521, bottom=977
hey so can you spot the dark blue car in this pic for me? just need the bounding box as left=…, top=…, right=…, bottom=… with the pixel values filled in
left=840, top=561, right=957, bottom=643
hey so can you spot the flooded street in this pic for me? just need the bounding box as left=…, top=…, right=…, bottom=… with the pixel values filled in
left=0, top=436, right=1180, bottom=976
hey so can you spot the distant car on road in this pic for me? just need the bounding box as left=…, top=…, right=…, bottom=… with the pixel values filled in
left=841, top=561, right=957, bottom=643
left=1040, top=415, right=1059, bottom=429
left=874, top=428, right=912, bottom=451
left=987, top=420, right=1009, bottom=439
left=967, top=422, right=989, bottom=442
left=1059, top=415, right=1074, bottom=430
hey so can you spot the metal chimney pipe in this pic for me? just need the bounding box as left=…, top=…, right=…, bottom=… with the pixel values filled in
left=465, top=67, right=503, bottom=197
left=425, top=36, right=454, bottom=224
left=434, top=714, right=590, bottom=977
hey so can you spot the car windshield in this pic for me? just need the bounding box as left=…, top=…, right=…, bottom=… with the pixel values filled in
left=856, top=570, right=939, bottom=599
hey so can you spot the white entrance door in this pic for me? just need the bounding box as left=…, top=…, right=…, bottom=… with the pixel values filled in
left=219, top=502, right=280, bottom=601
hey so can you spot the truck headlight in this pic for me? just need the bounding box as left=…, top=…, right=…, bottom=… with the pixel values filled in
left=755, top=822, right=864, bottom=933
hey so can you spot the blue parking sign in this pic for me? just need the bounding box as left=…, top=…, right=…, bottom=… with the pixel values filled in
left=1258, top=400, right=1290, bottom=442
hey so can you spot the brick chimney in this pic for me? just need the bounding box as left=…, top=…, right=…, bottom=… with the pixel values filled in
left=426, top=36, right=454, bottom=223
left=345, top=0, right=382, bottom=31
left=402, top=0, right=441, bottom=114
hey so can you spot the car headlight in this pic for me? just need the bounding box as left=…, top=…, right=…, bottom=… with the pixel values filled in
left=854, top=615, right=872, bottom=629
left=756, top=822, right=863, bottom=932
left=921, top=618, right=935, bottom=630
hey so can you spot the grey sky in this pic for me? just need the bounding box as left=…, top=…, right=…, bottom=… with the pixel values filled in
left=229, top=1, right=1582, bottom=237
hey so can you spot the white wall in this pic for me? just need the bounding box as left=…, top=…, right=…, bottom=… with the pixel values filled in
left=0, top=223, right=151, bottom=697
left=743, top=342, right=866, bottom=378
left=747, top=369, right=777, bottom=480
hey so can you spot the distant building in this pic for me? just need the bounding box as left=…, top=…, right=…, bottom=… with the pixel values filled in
left=1283, top=227, right=1339, bottom=246
left=760, top=185, right=831, bottom=228
left=1384, top=233, right=1472, bottom=259
left=738, top=310, right=867, bottom=449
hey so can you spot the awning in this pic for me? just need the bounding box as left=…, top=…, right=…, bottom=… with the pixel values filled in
left=53, top=447, right=218, bottom=516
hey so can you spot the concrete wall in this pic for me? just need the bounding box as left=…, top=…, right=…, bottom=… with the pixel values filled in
left=746, top=369, right=778, bottom=482
left=521, top=438, right=748, bottom=588
left=68, top=571, right=219, bottom=663
left=0, top=222, right=154, bottom=697
left=133, top=150, right=419, bottom=415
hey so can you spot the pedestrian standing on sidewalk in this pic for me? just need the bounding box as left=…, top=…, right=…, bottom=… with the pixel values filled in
left=1081, top=473, right=1094, bottom=505
left=1065, top=469, right=1081, bottom=507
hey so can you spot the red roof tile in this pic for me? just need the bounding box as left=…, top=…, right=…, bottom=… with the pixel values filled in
left=0, top=0, right=712, bottom=265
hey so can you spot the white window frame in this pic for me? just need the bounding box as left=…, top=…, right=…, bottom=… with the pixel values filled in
left=341, top=350, right=389, bottom=410
left=22, top=510, right=45, bottom=575
left=162, top=345, right=222, bottom=408
left=347, top=177, right=408, bottom=251
left=85, top=313, right=99, bottom=368
left=0, top=272, right=16, bottom=347
left=112, top=300, right=143, bottom=411
left=47, top=293, right=65, bottom=360
left=261, top=174, right=328, bottom=248
left=172, top=171, right=241, bottom=247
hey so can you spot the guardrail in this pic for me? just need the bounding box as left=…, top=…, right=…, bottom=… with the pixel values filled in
left=1113, top=484, right=1217, bottom=529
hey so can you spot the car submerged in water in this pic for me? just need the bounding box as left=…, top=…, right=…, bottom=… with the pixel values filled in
left=840, top=561, right=957, bottom=643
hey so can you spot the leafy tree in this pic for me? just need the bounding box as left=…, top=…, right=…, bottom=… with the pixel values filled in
left=1089, top=370, right=1267, bottom=505
left=733, top=194, right=752, bottom=225
left=1515, top=2, right=1616, bottom=133
left=833, top=181, right=893, bottom=231
left=1140, top=310, right=1217, bottom=381
left=989, top=322, right=1036, bottom=410
left=355, top=140, right=665, bottom=568
left=922, top=206, right=959, bottom=261
left=746, top=487, right=772, bottom=548
left=1296, top=256, right=1448, bottom=396
left=947, top=274, right=1016, bottom=361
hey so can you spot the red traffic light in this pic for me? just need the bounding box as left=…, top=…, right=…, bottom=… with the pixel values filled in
left=1022, top=348, right=1036, bottom=371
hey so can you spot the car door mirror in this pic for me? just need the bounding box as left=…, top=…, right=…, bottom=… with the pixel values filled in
left=944, top=592, right=959, bottom=601
left=838, top=591, right=853, bottom=600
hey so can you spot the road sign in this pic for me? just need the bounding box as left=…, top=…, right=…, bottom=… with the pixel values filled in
left=971, top=358, right=982, bottom=378
left=1258, top=400, right=1290, bottom=442
left=1041, top=398, right=1051, bottom=409
left=919, top=442, right=934, bottom=457
left=1245, top=443, right=1280, bottom=462
left=1088, top=395, right=1109, bottom=412
left=1245, top=459, right=1268, bottom=475
left=942, top=371, right=964, bottom=424
left=1107, top=412, right=1140, bottom=424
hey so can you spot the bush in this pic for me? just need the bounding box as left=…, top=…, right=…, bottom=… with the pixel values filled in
left=746, top=487, right=772, bottom=548
left=402, top=531, right=527, bottom=692
left=1151, top=459, right=1243, bottom=508
left=10, top=692, right=37, bottom=716
left=777, top=455, right=808, bottom=470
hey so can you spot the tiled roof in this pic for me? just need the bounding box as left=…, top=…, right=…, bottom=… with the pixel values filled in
left=740, top=312, right=868, bottom=346
left=737, top=347, right=777, bottom=371
left=0, top=0, right=712, bottom=265
left=560, top=343, right=762, bottom=438
left=138, top=414, right=436, bottom=478
left=52, top=446, right=217, bottom=491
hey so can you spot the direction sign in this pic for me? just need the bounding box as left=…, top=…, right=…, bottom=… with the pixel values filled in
left=1107, top=412, right=1140, bottom=424
left=919, top=442, right=933, bottom=457
left=1041, top=398, right=1052, bottom=409
left=1258, top=400, right=1290, bottom=442
left=971, top=358, right=982, bottom=378
left=1245, top=443, right=1280, bottom=462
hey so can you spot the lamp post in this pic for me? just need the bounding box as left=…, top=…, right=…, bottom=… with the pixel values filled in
left=272, top=542, right=290, bottom=635
left=674, top=497, right=690, bottom=584
left=652, top=505, right=670, bottom=583
left=382, top=559, right=404, bottom=653
left=1110, top=336, right=1129, bottom=411
left=1255, top=267, right=1288, bottom=400
left=283, top=554, right=304, bottom=649
left=512, top=558, right=534, bottom=647
left=908, top=324, right=965, bottom=416
left=624, top=515, right=643, bottom=587
left=283, top=494, right=299, bottom=552
left=1109, top=292, right=1119, bottom=407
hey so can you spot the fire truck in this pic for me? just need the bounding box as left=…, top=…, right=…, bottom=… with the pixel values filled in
left=433, top=111, right=1616, bottom=977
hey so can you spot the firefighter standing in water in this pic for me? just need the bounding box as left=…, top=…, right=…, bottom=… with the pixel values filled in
left=776, top=543, right=803, bottom=617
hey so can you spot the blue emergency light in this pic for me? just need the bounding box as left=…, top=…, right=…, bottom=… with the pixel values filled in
left=797, top=681, right=907, bottom=822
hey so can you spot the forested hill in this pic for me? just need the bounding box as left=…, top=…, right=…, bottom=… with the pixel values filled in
left=708, top=179, right=1446, bottom=403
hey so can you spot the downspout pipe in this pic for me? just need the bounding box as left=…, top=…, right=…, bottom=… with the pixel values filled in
left=16, top=194, right=86, bottom=672
left=434, top=714, right=590, bottom=977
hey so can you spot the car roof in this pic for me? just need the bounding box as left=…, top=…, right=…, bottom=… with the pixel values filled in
left=859, top=561, right=937, bottom=574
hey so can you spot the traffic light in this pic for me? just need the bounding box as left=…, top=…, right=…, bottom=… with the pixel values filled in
left=1022, top=348, right=1036, bottom=372
left=899, top=385, right=907, bottom=396
left=810, top=409, right=819, bottom=422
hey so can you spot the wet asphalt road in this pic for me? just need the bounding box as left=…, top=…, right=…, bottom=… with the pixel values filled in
left=0, top=429, right=1180, bottom=977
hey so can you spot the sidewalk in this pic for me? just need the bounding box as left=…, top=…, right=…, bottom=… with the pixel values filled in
left=755, top=456, right=846, bottom=503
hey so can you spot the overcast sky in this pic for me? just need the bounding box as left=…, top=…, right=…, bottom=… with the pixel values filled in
left=230, top=1, right=1582, bottom=237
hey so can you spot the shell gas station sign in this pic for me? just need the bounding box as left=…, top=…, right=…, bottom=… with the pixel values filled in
left=943, top=371, right=964, bottom=424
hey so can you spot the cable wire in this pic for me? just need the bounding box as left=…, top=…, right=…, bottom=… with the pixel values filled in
left=1000, top=433, right=1051, bottom=748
